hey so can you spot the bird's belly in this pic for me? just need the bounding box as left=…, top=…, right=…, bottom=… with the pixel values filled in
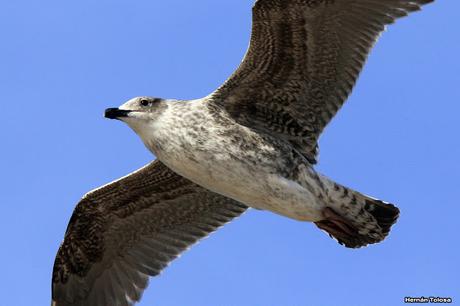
left=160, top=150, right=324, bottom=222
left=149, top=106, right=324, bottom=221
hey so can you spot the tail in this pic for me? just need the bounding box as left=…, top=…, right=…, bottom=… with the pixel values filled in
left=315, top=182, right=400, bottom=248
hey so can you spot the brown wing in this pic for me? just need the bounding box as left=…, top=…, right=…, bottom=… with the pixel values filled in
left=52, top=160, right=247, bottom=306
left=210, top=0, right=433, bottom=163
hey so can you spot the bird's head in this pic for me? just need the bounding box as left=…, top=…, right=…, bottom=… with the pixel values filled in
left=105, top=96, right=169, bottom=141
left=105, top=96, right=168, bottom=123
left=105, top=96, right=166, bottom=121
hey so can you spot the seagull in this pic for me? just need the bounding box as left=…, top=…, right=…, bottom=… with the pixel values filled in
left=52, top=0, right=434, bottom=305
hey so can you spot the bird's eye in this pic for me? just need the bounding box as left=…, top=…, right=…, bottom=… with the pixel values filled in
left=140, top=99, right=150, bottom=107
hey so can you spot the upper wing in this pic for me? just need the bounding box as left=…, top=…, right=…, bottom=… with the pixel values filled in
left=210, top=0, right=433, bottom=163
left=52, top=160, right=247, bottom=306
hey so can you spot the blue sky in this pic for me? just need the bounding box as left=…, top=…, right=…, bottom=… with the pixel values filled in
left=1, top=1, right=459, bottom=305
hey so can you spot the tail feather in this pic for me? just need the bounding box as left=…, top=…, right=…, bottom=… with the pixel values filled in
left=365, top=199, right=400, bottom=235
left=315, top=182, right=400, bottom=248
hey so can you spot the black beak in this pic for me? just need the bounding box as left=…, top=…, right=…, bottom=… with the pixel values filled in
left=105, top=108, right=131, bottom=120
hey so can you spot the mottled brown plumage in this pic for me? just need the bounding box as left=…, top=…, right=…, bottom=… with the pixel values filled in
left=212, top=0, right=433, bottom=163
left=52, top=161, right=247, bottom=305
left=52, top=0, right=433, bottom=305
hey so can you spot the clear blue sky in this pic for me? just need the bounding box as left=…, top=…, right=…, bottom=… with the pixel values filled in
left=1, top=1, right=458, bottom=305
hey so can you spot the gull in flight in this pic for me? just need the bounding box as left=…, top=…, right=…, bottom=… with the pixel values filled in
left=52, top=0, right=434, bottom=305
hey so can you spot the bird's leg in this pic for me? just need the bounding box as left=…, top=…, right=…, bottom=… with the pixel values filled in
left=315, top=207, right=358, bottom=237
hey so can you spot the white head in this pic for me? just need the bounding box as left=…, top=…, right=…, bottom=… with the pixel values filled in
left=105, top=96, right=169, bottom=144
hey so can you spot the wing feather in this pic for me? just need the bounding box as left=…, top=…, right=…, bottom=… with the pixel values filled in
left=52, top=160, right=247, bottom=306
left=210, top=0, right=433, bottom=163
